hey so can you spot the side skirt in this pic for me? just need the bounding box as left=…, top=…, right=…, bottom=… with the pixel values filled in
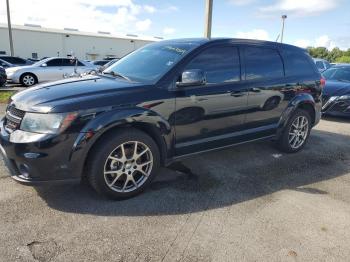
left=165, top=134, right=275, bottom=165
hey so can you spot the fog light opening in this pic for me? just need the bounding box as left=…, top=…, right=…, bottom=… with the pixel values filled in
left=18, top=163, right=30, bottom=178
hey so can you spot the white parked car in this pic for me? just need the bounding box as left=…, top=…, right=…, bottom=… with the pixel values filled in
left=6, top=57, right=97, bottom=87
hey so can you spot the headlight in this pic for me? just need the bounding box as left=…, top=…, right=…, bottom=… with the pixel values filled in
left=20, top=112, right=77, bottom=134
left=339, top=95, right=350, bottom=100
left=6, top=70, right=14, bottom=76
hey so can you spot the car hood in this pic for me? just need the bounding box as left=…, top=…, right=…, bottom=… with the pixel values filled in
left=323, top=80, right=350, bottom=97
left=10, top=75, right=151, bottom=113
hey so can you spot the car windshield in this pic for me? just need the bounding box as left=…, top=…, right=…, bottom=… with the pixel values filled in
left=104, top=59, right=119, bottom=68
left=33, top=58, right=51, bottom=66
left=103, top=42, right=199, bottom=83
left=323, top=67, right=350, bottom=82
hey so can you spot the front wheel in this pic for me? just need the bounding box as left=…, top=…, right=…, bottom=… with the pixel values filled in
left=87, top=128, right=160, bottom=200
left=277, top=109, right=312, bottom=153
left=20, top=73, right=37, bottom=87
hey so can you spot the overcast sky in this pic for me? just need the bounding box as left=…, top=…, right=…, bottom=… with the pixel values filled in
left=0, top=0, right=349, bottom=50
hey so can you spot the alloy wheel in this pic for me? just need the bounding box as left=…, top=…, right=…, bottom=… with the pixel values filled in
left=103, top=141, right=153, bottom=193
left=288, top=116, right=309, bottom=149
left=22, top=75, right=35, bottom=86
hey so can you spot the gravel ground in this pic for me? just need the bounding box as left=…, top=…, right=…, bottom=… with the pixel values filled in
left=0, top=109, right=350, bottom=262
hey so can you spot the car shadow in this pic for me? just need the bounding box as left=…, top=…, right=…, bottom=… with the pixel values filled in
left=34, top=129, right=350, bottom=216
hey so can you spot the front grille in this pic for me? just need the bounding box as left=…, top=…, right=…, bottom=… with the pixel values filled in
left=4, top=105, right=25, bottom=132
left=330, top=101, right=350, bottom=113
left=322, top=95, right=330, bottom=105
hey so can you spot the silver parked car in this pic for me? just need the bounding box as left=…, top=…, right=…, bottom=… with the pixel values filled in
left=6, top=57, right=97, bottom=87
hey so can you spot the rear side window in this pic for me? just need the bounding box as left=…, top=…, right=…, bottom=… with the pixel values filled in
left=185, top=46, right=240, bottom=84
left=283, top=50, right=316, bottom=76
left=324, top=61, right=331, bottom=69
left=244, top=47, right=284, bottom=80
left=316, top=61, right=325, bottom=70
left=61, top=59, right=77, bottom=66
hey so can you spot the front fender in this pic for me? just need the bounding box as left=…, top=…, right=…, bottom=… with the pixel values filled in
left=68, top=107, right=172, bottom=175
left=276, top=93, right=317, bottom=138
left=81, top=107, right=171, bottom=134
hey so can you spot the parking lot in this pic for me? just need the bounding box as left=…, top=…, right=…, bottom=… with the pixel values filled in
left=0, top=107, right=349, bottom=261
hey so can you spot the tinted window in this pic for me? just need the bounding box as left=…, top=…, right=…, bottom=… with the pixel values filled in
left=324, top=61, right=331, bottom=69
left=283, top=50, right=316, bottom=76
left=46, top=59, right=62, bottom=66
left=323, top=68, right=350, bottom=82
left=1, top=56, right=27, bottom=64
left=244, top=47, right=284, bottom=80
left=61, top=59, right=77, bottom=66
left=316, top=61, right=325, bottom=70
left=93, top=61, right=107, bottom=66
left=185, top=46, right=240, bottom=84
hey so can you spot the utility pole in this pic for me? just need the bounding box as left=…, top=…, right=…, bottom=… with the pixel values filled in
left=6, top=0, right=14, bottom=56
left=280, top=15, right=287, bottom=43
left=204, top=0, right=213, bottom=38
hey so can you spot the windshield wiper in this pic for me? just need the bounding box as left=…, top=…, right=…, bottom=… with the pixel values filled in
left=103, top=71, right=131, bottom=82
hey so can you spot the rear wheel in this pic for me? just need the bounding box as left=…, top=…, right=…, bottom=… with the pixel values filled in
left=277, top=109, right=312, bottom=153
left=20, top=73, right=37, bottom=87
left=87, top=128, right=160, bottom=200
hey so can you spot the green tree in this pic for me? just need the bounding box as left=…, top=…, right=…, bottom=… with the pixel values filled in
left=307, top=47, right=329, bottom=60
left=328, top=47, right=343, bottom=62
left=307, top=47, right=350, bottom=63
left=336, top=56, right=350, bottom=63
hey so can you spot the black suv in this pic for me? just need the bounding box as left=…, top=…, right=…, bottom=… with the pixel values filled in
left=0, top=39, right=322, bottom=199
left=0, top=66, right=6, bottom=87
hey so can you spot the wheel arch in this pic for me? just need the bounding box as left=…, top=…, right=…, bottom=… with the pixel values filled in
left=20, top=72, right=38, bottom=84
left=71, top=108, right=172, bottom=178
left=298, top=103, right=315, bottom=126
left=276, top=93, right=317, bottom=138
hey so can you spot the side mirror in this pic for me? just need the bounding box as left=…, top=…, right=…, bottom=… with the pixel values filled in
left=176, top=69, right=206, bottom=87
left=41, top=63, right=47, bottom=67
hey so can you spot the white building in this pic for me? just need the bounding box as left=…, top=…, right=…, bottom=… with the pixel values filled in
left=0, top=24, right=160, bottom=60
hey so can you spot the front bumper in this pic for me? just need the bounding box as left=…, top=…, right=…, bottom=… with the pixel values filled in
left=5, top=73, right=20, bottom=83
left=0, top=119, right=82, bottom=184
left=322, top=97, right=350, bottom=117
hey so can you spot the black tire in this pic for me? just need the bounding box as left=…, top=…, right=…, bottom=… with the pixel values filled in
left=87, top=128, right=160, bottom=200
left=277, top=109, right=312, bottom=153
left=20, top=73, right=37, bottom=87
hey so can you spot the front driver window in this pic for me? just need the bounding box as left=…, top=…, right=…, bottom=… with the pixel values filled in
left=184, top=46, right=241, bottom=84
left=46, top=59, right=62, bottom=67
